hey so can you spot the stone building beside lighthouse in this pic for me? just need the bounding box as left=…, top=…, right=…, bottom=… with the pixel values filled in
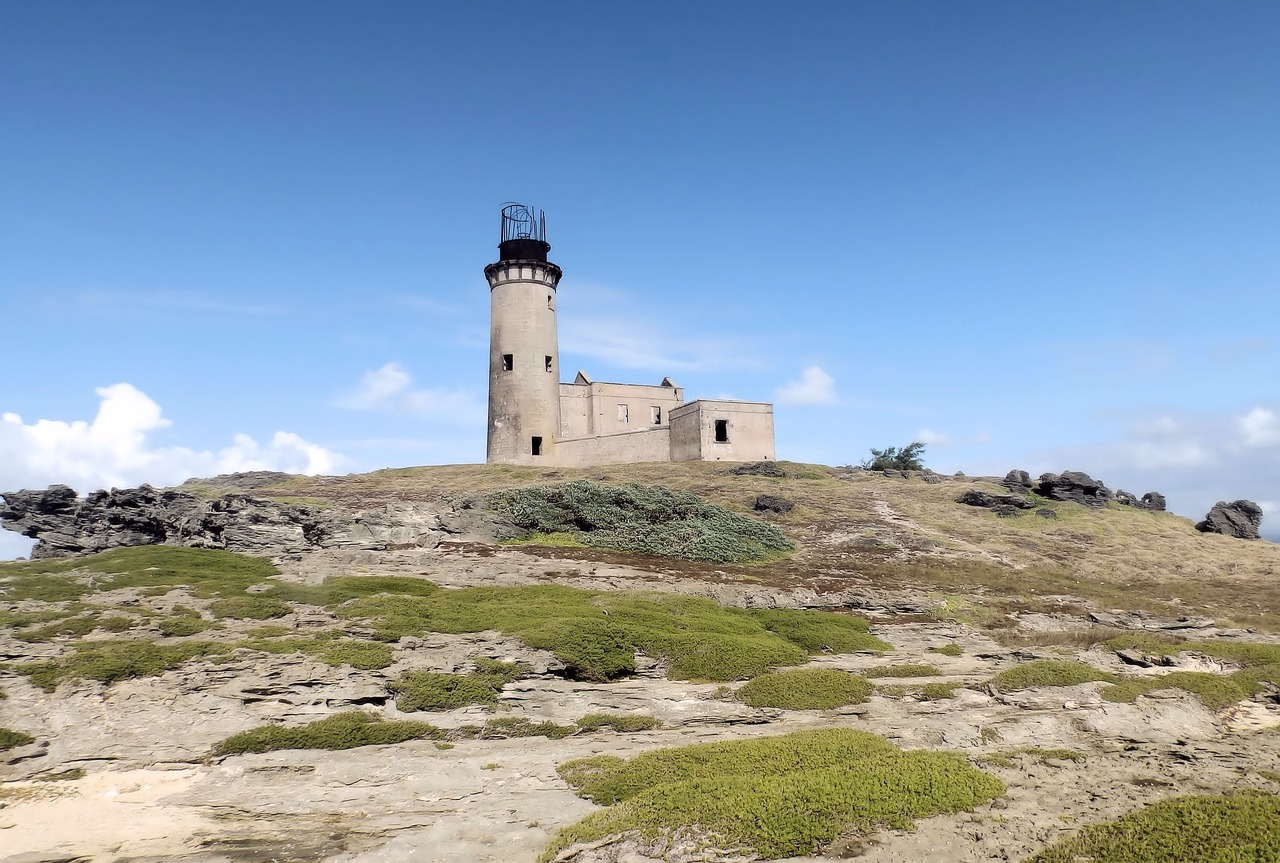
left=485, top=203, right=776, bottom=466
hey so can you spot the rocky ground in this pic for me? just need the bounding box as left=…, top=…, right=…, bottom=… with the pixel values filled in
left=3, top=540, right=1279, bottom=863
left=2, top=465, right=1279, bottom=863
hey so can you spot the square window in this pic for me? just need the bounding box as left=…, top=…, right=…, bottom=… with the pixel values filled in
left=617, top=404, right=629, bottom=423
left=501, top=354, right=513, bottom=371
left=531, top=436, right=542, bottom=456
left=714, top=419, right=729, bottom=442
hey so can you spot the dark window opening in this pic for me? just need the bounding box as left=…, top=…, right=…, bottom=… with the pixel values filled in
left=547, top=293, right=554, bottom=309
left=531, top=436, right=542, bottom=456
left=714, top=419, right=729, bottom=442
left=545, top=355, right=553, bottom=372
left=501, top=354, right=513, bottom=371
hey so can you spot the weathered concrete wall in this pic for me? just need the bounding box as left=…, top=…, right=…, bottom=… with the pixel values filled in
left=555, top=427, right=672, bottom=466
left=558, top=379, right=684, bottom=439
left=669, top=400, right=775, bottom=462
left=486, top=261, right=562, bottom=464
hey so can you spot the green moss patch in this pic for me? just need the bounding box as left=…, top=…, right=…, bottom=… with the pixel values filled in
left=576, top=713, right=662, bottom=733
left=919, top=682, right=959, bottom=700
left=736, top=668, right=874, bottom=709
left=213, top=711, right=443, bottom=755
left=1101, top=672, right=1252, bottom=710
left=390, top=659, right=529, bottom=711
left=235, top=634, right=394, bottom=670
left=0, top=728, right=36, bottom=751
left=863, top=663, right=941, bottom=678
left=1027, top=792, right=1280, bottom=863
left=19, top=640, right=230, bottom=691
left=343, top=587, right=886, bottom=682
left=210, top=596, right=292, bottom=620
left=1104, top=635, right=1280, bottom=668
left=988, top=660, right=1118, bottom=692
left=546, top=728, right=1004, bottom=861
left=489, top=480, right=795, bottom=563
left=157, top=616, right=216, bottom=637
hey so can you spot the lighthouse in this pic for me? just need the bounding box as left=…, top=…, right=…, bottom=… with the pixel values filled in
left=484, top=203, right=563, bottom=464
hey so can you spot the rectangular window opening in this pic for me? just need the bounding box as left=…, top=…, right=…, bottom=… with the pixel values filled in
left=545, top=355, right=553, bottom=373
left=617, top=404, right=629, bottom=423
left=651, top=406, right=661, bottom=424
left=501, top=353, right=513, bottom=371
left=714, top=419, right=729, bottom=442
left=531, top=436, right=542, bottom=456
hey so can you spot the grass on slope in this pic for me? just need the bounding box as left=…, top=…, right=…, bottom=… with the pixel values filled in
left=987, top=660, right=1119, bottom=691
left=1027, top=793, right=1280, bottom=863
left=343, top=587, right=889, bottom=681
left=545, top=728, right=1004, bottom=861
left=0, top=728, right=35, bottom=751
left=490, top=480, right=795, bottom=564
left=390, top=659, right=529, bottom=711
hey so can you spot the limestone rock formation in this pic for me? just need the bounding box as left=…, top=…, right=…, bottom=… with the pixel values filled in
left=1196, top=500, right=1264, bottom=540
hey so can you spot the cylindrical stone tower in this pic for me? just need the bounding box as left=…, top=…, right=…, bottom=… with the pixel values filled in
left=485, top=203, right=563, bottom=464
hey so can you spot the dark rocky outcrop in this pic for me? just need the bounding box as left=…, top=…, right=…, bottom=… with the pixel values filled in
left=956, top=489, right=1035, bottom=511
left=1000, top=470, right=1033, bottom=493
left=1035, top=471, right=1113, bottom=508
left=1196, top=500, right=1264, bottom=540
left=729, top=462, right=786, bottom=478
left=753, top=494, right=794, bottom=514
left=1, top=482, right=518, bottom=559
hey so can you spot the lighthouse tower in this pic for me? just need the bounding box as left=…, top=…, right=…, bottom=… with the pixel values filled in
left=484, top=203, right=563, bottom=464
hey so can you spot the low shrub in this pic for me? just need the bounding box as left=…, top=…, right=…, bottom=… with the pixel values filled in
left=576, top=713, right=662, bottom=733
left=546, top=728, right=1003, bottom=861
left=930, top=644, right=964, bottom=657
left=488, top=480, right=795, bottom=564
left=0, top=728, right=35, bottom=751
left=1026, top=792, right=1280, bottom=863
left=479, top=716, right=575, bottom=739
left=213, top=711, right=443, bottom=755
left=235, top=635, right=394, bottom=670
left=20, top=640, right=230, bottom=691
left=737, top=608, right=889, bottom=654
left=919, top=682, right=959, bottom=700
left=391, top=660, right=527, bottom=711
left=158, top=616, right=215, bottom=637
left=1101, top=672, right=1251, bottom=711
left=736, top=668, right=873, bottom=709
left=1104, top=635, right=1280, bottom=668
left=988, top=660, right=1118, bottom=692
left=210, top=596, right=292, bottom=620
left=863, top=663, right=940, bottom=679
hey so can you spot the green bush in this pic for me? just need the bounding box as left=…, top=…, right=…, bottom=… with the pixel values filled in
left=546, top=728, right=1003, bottom=861
left=12, top=614, right=103, bottom=643
left=1027, top=792, right=1280, bottom=863
left=210, top=595, right=292, bottom=620
left=862, top=442, right=926, bottom=471
left=919, top=682, right=959, bottom=700
left=0, top=728, right=36, bottom=751
left=988, top=660, right=1118, bottom=692
left=576, top=713, right=661, bottom=733
left=233, top=634, right=394, bottom=670
left=1104, top=636, right=1280, bottom=668
left=489, top=480, right=795, bottom=564
left=391, top=660, right=527, bottom=711
left=158, top=616, right=215, bottom=637
left=213, top=711, right=443, bottom=756
left=863, top=663, right=941, bottom=679
left=1101, top=672, right=1251, bottom=711
left=930, top=644, right=964, bottom=657
left=736, top=668, right=874, bottom=709
left=737, top=608, right=889, bottom=654
left=479, top=716, right=575, bottom=739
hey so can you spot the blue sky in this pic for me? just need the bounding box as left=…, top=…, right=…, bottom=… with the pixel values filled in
left=2, top=1, right=1278, bottom=556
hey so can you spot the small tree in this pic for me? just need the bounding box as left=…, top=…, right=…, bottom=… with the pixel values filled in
left=862, top=442, right=926, bottom=472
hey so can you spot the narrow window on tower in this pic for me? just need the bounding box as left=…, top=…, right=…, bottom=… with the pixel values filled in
left=547, top=293, right=554, bottom=309
left=617, top=404, right=629, bottom=423
left=545, top=355, right=553, bottom=373
left=531, top=436, right=542, bottom=456
left=501, top=354, right=513, bottom=371
left=651, top=406, right=661, bottom=424
left=714, top=419, right=729, bottom=442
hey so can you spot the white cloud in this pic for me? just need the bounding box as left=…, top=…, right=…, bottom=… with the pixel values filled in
left=1239, top=407, right=1280, bottom=447
left=336, top=362, right=484, bottom=424
left=916, top=428, right=950, bottom=446
left=0, top=384, right=341, bottom=496
left=775, top=366, right=837, bottom=406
